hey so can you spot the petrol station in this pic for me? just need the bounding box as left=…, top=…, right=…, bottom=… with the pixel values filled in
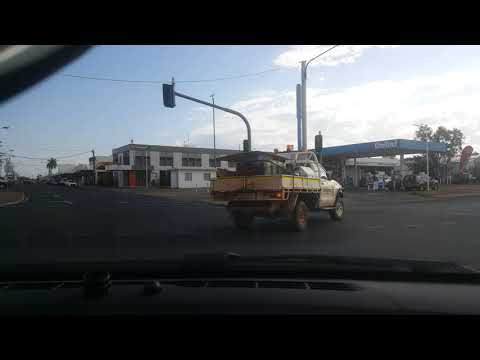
left=314, top=137, right=447, bottom=187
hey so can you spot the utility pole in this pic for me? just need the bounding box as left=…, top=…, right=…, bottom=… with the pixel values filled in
left=296, top=84, right=303, bottom=151
left=426, top=139, right=430, bottom=192
left=211, top=94, right=216, bottom=167
left=413, top=123, right=430, bottom=191
left=91, top=149, right=96, bottom=185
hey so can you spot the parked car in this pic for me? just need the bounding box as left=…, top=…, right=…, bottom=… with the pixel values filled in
left=63, top=180, right=78, bottom=188
left=47, top=179, right=59, bottom=185
left=403, top=174, right=439, bottom=191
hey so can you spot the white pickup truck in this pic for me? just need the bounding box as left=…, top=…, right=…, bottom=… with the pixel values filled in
left=211, top=150, right=344, bottom=231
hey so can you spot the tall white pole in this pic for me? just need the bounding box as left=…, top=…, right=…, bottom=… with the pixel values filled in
left=426, top=140, right=429, bottom=191
left=211, top=94, right=216, bottom=167
left=145, top=147, right=149, bottom=189
left=296, top=84, right=302, bottom=151
left=301, top=61, right=307, bottom=152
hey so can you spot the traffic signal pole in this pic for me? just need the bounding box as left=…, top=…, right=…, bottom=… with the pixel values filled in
left=175, top=91, right=252, bottom=152
left=163, top=79, right=252, bottom=152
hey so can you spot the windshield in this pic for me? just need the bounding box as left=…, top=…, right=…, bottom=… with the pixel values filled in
left=1, top=45, right=480, bottom=276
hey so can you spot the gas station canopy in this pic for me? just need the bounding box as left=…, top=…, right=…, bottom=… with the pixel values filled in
left=318, top=139, right=447, bottom=159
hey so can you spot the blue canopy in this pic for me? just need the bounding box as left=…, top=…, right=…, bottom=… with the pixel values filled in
left=318, top=139, right=447, bottom=159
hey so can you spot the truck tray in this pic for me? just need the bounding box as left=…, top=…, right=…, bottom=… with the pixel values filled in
left=211, top=175, right=321, bottom=193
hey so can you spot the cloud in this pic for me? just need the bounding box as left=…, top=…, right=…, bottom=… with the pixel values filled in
left=273, top=45, right=400, bottom=68
left=189, top=67, right=480, bottom=153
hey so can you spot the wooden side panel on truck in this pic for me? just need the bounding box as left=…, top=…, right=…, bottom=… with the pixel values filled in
left=211, top=175, right=322, bottom=193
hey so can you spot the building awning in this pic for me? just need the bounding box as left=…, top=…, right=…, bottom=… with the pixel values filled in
left=105, top=164, right=132, bottom=171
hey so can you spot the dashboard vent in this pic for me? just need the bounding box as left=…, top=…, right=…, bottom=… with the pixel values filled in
left=207, top=280, right=256, bottom=288
left=5, top=282, right=63, bottom=290
left=258, top=281, right=307, bottom=289
left=308, top=282, right=359, bottom=291
left=168, top=280, right=206, bottom=287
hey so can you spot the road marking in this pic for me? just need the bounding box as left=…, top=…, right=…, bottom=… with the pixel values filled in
left=367, top=225, right=385, bottom=231
left=406, top=224, right=423, bottom=229
left=48, top=200, right=72, bottom=205
left=450, top=212, right=477, bottom=217
left=440, top=221, right=457, bottom=226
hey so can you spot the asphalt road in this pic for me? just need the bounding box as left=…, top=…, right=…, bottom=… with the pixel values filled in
left=2, top=184, right=480, bottom=267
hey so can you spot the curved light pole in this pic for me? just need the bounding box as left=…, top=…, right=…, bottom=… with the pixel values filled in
left=300, top=45, right=340, bottom=151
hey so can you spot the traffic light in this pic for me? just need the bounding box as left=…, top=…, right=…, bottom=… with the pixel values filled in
left=163, top=84, right=175, bottom=108
left=243, top=139, right=250, bottom=152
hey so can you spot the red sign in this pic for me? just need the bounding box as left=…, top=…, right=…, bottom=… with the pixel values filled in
left=459, top=145, right=474, bottom=173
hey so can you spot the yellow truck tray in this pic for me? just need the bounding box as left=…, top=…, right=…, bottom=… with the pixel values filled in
left=211, top=175, right=321, bottom=192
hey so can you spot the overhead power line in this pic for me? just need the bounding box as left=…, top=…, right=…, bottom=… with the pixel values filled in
left=9, top=150, right=91, bottom=161
left=62, top=68, right=283, bottom=85
left=56, top=150, right=92, bottom=159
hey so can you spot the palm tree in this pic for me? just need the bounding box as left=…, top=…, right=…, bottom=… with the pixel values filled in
left=46, top=158, right=57, bottom=176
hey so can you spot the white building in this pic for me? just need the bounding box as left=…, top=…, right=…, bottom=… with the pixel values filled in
left=106, top=144, right=239, bottom=188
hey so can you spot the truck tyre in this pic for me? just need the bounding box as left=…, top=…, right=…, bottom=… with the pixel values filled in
left=329, top=197, right=344, bottom=221
left=232, top=212, right=253, bottom=230
left=292, top=200, right=308, bottom=232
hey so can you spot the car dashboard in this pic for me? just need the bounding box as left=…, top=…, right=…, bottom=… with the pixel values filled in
left=1, top=276, right=480, bottom=315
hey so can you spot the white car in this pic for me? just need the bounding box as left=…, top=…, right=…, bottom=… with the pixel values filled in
left=63, top=180, right=78, bottom=188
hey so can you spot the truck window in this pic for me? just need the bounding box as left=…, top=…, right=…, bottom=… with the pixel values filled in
left=319, top=166, right=327, bottom=179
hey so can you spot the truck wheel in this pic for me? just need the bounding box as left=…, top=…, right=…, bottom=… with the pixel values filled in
left=232, top=213, right=253, bottom=230
left=329, top=197, right=344, bottom=221
left=292, top=200, right=308, bottom=232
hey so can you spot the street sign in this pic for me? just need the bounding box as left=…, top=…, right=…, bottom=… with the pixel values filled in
left=163, top=84, right=175, bottom=108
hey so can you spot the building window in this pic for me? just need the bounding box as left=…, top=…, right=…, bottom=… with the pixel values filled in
left=135, top=156, right=150, bottom=168
left=204, top=173, right=211, bottom=181
left=160, top=157, right=173, bottom=166
left=228, top=161, right=236, bottom=168
left=135, top=156, right=145, bottom=167
left=182, top=157, right=201, bottom=167
left=123, top=151, right=130, bottom=165
left=209, top=158, right=221, bottom=167
left=185, top=173, right=192, bottom=181
left=113, top=153, right=118, bottom=164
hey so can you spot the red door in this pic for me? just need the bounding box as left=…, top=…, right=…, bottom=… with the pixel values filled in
left=128, top=171, right=136, bottom=187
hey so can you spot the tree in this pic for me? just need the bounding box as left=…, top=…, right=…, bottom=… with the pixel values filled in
left=415, top=124, right=433, bottom=142
left=410, top=125, right=465, bottom=178
left=46, top=158, right=57, bottom=176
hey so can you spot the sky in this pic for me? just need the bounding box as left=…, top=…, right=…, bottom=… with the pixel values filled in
left=2, top=45, right=480, bottom=177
